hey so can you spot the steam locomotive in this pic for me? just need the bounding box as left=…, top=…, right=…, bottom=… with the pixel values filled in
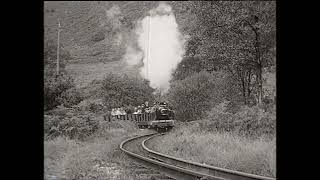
left=148, top=102, right=175, bottom=131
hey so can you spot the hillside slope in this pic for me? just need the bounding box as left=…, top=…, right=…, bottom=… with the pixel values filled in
left=44, top=2, right=164, bottom=89
left=44, top=1, right=159, bottom=63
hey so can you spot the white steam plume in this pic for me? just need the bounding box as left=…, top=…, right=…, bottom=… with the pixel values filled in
left=124, top=2, right=185, bottom=92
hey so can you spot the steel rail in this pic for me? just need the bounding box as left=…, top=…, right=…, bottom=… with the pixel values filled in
left=142, top=134, right=276, bottom=180
left=120, top=133, right=225, bottom=180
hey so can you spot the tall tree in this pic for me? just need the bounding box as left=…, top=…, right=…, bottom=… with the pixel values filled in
left=172, top=1, right=276, bottom=105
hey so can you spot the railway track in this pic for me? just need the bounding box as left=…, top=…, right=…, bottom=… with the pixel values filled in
left=120, top=133, right=276, bottom=180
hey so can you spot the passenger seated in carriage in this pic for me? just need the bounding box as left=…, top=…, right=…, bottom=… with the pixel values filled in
left=119, top=107, right=126, bottom=115
left=111, top=108, right=116, bottom=116
left=133, top=106, right=142, bottom=114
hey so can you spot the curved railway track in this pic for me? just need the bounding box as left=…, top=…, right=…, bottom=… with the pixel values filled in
left=120, top=133, right=276, bottom=180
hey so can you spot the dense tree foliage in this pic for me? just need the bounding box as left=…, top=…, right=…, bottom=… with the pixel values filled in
left=56, top=87, right=83, bottom=108
left=171, top=1, right=276, bottom=106
left=168, top=71, right=233, bottom=121
left=44, top=72, right=82, bottom=110
left=44, top=111, right=99, bottom=140
left=101, top=73, right=155, bottom=109
left=171, top=56, right=205, bottom=81
left=201, top=101, right=276, bottom=139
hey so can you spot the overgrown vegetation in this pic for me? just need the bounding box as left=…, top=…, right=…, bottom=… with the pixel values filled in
left=148, top=97, right=276, bottom=177
left=171, top=1, right=276, bottom=106
left=44, top=120, right=152, bottom=180
left=149, top=122, right=276, bottom=177
left=203, top=101, right=276, bottom=139
left=101, top=72, right=155, bottom=109
left=166, top=1, right=276, bottom=124
left=168, top=71, right=234, bottom=121
left=44, top=112, right=98, bottom=141
left=44, top=71, right=83, bottom=111
left=44, top=97, right=154, bottom=179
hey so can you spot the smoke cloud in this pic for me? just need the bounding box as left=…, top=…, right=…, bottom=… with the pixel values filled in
left=124, top=2, right=185, bottom=92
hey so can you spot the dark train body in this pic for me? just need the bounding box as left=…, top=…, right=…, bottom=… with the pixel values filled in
left=148, top=104, right=175, bottom=131
left=106, top=102, right=175, bottom=132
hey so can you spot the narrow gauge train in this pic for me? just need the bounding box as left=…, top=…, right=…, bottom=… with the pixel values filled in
left=107, top=102, right=175, bottom=132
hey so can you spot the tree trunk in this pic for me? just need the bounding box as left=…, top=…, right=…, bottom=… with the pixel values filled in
left=241, top=77, right=247, bottom=105
left=252, top=24, right=263, bottom=105
left=246, top=69, right=253, bottom=105
left=257, top=65, right=263, bottom=105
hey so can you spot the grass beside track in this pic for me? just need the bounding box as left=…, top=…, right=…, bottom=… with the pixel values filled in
left=148, top=124, right=276, bottom=178
left=44, top=120, right=154, bottom=180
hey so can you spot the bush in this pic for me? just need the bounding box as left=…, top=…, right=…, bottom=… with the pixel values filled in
left=101, top=73, right=155, bottom=109
left=46, top=104, right=71, bottom=117
left=88, top=102, right=104, bottom=113
left=57, top=88, right=83, bottom=108
left=234, top=106, right=276, bottom=138
left=44, top=111, right=99, bottom=141
left=167, top=71, right=229, bottom=121
left=60, top=115, right=99, bottom=141
left=44, top=115, right=61, bottom=137
left=76, top=99, right=105, bottom=113
left=171, top=56, right=204, bottom=81
left=204, top=101, right=276, bottom=139
left=44, top=72, right=77, bottom=110
left=44, top=123, right=142, bottom=180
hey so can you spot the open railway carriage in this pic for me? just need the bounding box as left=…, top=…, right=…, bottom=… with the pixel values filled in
left=105, top=102, right=175, bottom=132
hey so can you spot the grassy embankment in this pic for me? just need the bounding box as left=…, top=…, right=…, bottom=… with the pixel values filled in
left=44, top=93, right=154, bottom=180
left=44, top=118, right=154, bottom=180
left=148, top=104, right=276, bottom=178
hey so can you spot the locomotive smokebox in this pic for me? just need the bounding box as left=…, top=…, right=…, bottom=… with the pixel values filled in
left=160, top=109, right=168, bottom=115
